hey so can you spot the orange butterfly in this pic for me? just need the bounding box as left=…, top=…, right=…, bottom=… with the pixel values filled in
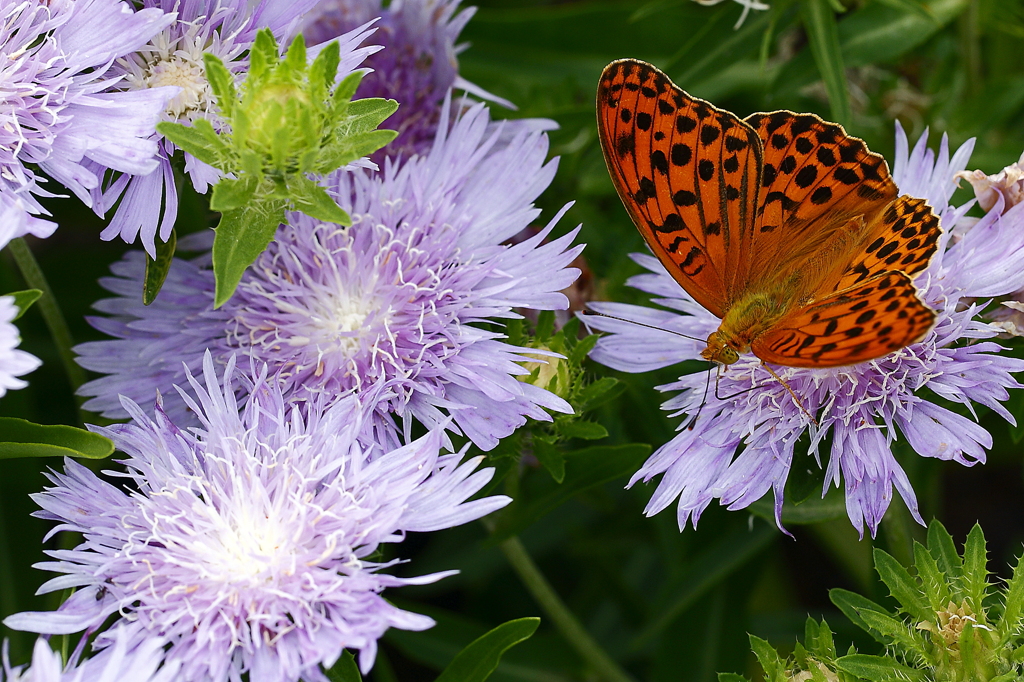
left=597, top=59, right=939, bottom=369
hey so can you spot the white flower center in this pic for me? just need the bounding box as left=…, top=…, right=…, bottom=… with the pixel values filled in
left=145, top=56, right=210, bottom=119
left=191, top=496, right=293, bottom=585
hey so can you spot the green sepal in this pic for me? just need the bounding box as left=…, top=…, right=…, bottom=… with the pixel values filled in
left=287, top=176, right=351, bottom=225
left=247, top=29, right=279, bottom=84
left=157, top=119, right=229, bottom=167
left=0, top=418, right=114, bottom=460
left=333, top=71, right=363, bottom=104
left=212, top=200, right=287, bottom=308
left=433, top=617, right=539, bottom=682
left=7, top=289, right=42, bottom=319
left=309, top=41, right=340, bottom=103
left=144, top=229, right=177, bottom=306
left=324, top=650, right=361, bottom=682
left=962, top=523, right=990, bottom=614
left=202, top=54, right=236, bottom=119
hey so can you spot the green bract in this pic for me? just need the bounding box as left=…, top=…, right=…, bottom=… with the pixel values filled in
left=157, top=30, right=398, bottom=307
left=726, top=521, right=1024, bottom=682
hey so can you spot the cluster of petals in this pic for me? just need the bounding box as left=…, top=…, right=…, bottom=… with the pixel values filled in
left=7, top=354, right=509, bottom=680
left=303, top=0, right=532, bottom=163
left=91, top=0, right=377, bottom=256
left=0, top=296, right=40, bottom=399
left=587, top=124, right=1024, bottom=536
left=76, top=100, right=583, bottom=450
left=3, top=632, right=179, bottom=682
left=0, top=0, right=177, bottom=232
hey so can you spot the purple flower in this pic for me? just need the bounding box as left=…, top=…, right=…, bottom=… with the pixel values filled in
left=0, top=0, right=176, bottom=224
left=3, top=632, right=180, bottom=682
left=91, top=0, right=377, bottom=257
left=0, top=296, right=40, bottom=398
left=76, top=100, right=583, bottom=450
left=303, top=0, right=551, bottom=163
left=586, top=124, right=1024, bottom=537
left=7, top=353, right=510, bottom=679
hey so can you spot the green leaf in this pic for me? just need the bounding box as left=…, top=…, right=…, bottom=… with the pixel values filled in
left=717, top=674, right=748, bottom=682
left=573, top=377, right=622, bottom=411
left=927, top=519, right=963, bottom=583
left=317, top=129, right=399, bottom=174
left=324, top=651, right=361, bottom=682
left=333, top=72, right=363, bottom=104
left=203, top=54, right=237, bottom=119
left=282, top=32, right=306, bottom=73
left=566, top=334, right=598, bottom=367
left=434, top=618, right=539, bottom=682
left=747, top=488, right=847, bottom=525
left=1000, top=551, right=1024, bottom=639
left=854, top=608, right=922, bottom=652
left=834, top=654, right=926, bottom=680
left=489, top=443, right=650, bottom=542
left=143, top=229, right=177, bottom=306
left=310, top=41, right=341, bottom=104
left=748, top=635, right=785, bottom=677
left=287, top=176, right=351, bottom=225
left=872, top=0, right=933, bottom=19
left=829, top=588, right=892, bottom=644
left=532, top=438, right=565, bottom=483
left=873, top=548, right=931, bottom=621
left=157, top=119, right=229, bottom=168
left=210, top=175, right=261, bottom=212
left=555, top=420, right=608, bottom=441
left=962, top=523, right=989, bottom=614
left=7, top=289, right=42, bottom=319
left=800, top=0, right=851, bottom=125
left=247, top=29, right=279, bottom=84
left=341, top=98, right=400, bottom=134
left=212, top=200, right=287, bottom=308
left=912, top=540, right=950, bottom=613
left=0, top=418, right=114, bottom=460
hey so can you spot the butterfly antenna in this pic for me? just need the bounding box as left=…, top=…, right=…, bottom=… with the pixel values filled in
left=760, top=362, right=818, bottom=426
left=683, top=367, right=714, bottom=430
left=579, top=310, right=705, bottom=343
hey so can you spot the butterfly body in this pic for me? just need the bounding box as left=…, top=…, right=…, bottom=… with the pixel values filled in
left=597, top=59, right=940, bottom=369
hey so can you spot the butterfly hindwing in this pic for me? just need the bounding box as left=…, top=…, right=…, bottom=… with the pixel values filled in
left=831, top=196, right=941, bottom=291
left=751, top=271, right=936, bottom=368
left=597, top=59, right=762, bottom=318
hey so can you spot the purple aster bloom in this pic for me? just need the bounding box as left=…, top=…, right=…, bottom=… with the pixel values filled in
left=91, top=0, right=378, bottom=257
left=8, top=353, right=510, bottom=679
left=3, top=632, right=180, bottom=682
left=76, top=100, right=582, bottom=450
left=586, top=124, right=1024, bottom=537
left=0, top=194, right=56, bottom=251
left=303, top=0, right=553, bottom=164
left=0, top=296, right=41, bottom=398
left=0, top=0, right=176, bottom=223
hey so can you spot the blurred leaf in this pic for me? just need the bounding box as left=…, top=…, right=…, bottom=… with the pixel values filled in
left=0, top=418, right=113, bottom=460
left=829, top=588, right=892, bottom=644
left=872, top=0, right=934, bottom=19
left=489, top=443, right=650, bottom=542
left=143, top=229, right=177, bottom=306
left=748, top=487, right=847, bottom=525
left=325, top=651, right=361, bottom=682
left=7, top=290, right=41, bottom=320
left=555, top=420, right=608, bottom=441
left=533, top=438, right=566, bottom=483
left=716, top=675, right=747, bottom=682
left=801, top=0, right=851, bottom=124
left=434, top=618, right=540, bottom=682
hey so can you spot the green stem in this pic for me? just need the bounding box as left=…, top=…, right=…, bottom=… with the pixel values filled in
left=497, top=535, right=635, bottom=682
left=7, top=238, right=87, bottom=409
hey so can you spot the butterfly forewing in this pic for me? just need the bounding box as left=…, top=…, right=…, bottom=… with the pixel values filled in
left=751, top=271, right=936, bottom=368
left=597, top=59, right=762, bottom=318
left=743, top=112, right=898, bottom=288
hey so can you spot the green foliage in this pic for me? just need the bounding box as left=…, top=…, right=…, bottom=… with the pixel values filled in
left=0, top=417, right=113, bottom=459
left=6, top=289, right=41, bottom=319
left=729, top=521, right=1024, bottom=680
left=434, top=618, right=540, bottom=682
left=157, top=31, right=398, bottom=307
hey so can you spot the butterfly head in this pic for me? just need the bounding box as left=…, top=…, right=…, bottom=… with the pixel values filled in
left=701, top=332, right=741, bottom=366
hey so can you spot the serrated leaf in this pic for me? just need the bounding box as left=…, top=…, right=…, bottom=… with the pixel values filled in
left=801, top=0, right=851, bottom=125
left=717, top=674, right=748, bottom=682
left=874, top=548, right=931, bottom=621
left=210, top=175, right=260, bottom=212
left=963, top=523, right=990, bottom=614
left=749, top=635, right=785, bottom=677
left=324, top=651, right=361, bottom=682
left=157, top=119, right=228, bottom=168
left=854, top=608, right=922, bottom=653
left=0, top=418, right=114, bottom=460
left=489, top=443, right=650, bottom=542
left=310, top=41, right=341, bottom=104
left=834, top=654, right=926, bottom=680
left=567, top=334, right=598, bottom=366
left=927, top=519, right=963, bottom=583
left=556, top=419, right=608, bottom=441
left=144, top=229, right=177, bottom=306
left=342, top=98, right=400, bottom=133
left=287, top=176, right=351, bottom=225
left=7, top=289, right=41, bottom=319
left=999, top=553, right=1024, bottom=639
left=212, top=200, right=287, bottom=308
left=574, top=376, right=623, bottom=411
left=248, top=29, right=279, bottom=84
left=913, top=541, right=950, bottom=613
left=434, top=618, right=539, bottom=682
left=282, top=32, right=306, bottom=73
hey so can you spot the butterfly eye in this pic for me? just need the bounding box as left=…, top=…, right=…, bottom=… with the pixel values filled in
left=721, top=347, right=739, bottom=364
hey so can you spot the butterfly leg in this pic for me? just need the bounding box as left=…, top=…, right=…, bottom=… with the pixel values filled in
left=760, top=361, right=818, bottom=426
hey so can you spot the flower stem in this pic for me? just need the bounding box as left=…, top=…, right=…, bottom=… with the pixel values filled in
left=497, top=535, right=635, bottom=682
left=7, top=238, right=87, bottom=408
